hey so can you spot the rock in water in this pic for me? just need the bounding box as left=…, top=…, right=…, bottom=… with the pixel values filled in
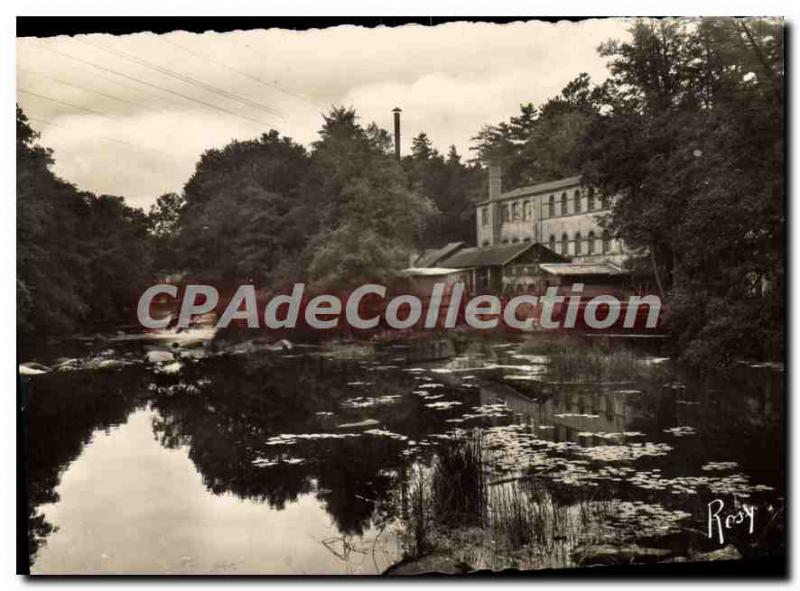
left=146, top=350, right=175, bottom=363
left=384, top=554, right=472, bottom=575
left=573, top=544, right=674, bottom=566
left=19, top=362, right=52, bottom=376
left=694, top=545, right=743, bottom=562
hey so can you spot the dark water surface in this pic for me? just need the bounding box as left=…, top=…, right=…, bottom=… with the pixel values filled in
left=22, top=331, right=784, bottom=574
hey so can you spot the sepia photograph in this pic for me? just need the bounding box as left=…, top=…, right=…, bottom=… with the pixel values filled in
left=15, top=14, right=786, bottom=577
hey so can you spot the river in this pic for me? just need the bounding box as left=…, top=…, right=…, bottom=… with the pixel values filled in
left=21, top=330, right=784, bottom=574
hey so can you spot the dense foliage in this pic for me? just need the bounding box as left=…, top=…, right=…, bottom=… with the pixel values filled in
left=17, top=107, right=152, bottom=346
left=402, top=133, right=483, bottom=247
left=171, top=107, right=436, bottom=288
left=583, top=18, right=783, bottom=365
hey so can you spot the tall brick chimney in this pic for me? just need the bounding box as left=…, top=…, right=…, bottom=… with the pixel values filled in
left=392, top=107, right=402, bottom=160
left=484, top=161, right=503, bottom=246
left=488, top=162, right=502, bottom=201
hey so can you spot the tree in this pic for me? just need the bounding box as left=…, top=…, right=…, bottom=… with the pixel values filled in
left=172, top=107, right=436, bottom=289
left=411, top=132, right=437, bottom=160
left=581, top=18, right=783, bottom=365
left=148, top=192, right=185, bottom=273
left=303, top=108, right=435, bottom=287
left=470, top=76, right=602, bottom=188
left=176, top=130, right=311, bottom=282
left=17, top=106, right=154, bottom=345
left=403, top=135, right=482, bottom=248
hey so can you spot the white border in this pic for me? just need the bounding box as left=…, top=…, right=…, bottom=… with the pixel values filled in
left=2, top=3, right=796, bottom=590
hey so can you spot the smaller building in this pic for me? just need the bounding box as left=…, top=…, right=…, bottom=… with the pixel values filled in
left=437, top=242, right=569, bottom=294
left=400, top=266, right=474, bottom=294
left=411, top=242, right=465, bottom=268
left=539, top=262, right=630, bottom=296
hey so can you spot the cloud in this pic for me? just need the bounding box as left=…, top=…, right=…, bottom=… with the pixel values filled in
left=17, top=19, right=631, bottom=209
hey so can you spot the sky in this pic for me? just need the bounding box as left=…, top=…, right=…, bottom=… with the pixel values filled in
left=17, top=19, right=632, bottom=210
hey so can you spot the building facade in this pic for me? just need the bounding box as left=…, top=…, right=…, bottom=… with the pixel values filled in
left=475, top=165, right=626, bottom=266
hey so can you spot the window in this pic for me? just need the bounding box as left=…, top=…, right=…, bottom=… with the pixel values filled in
left=561, top=232, right=569, bottom=255
left=502, top=204, right=510, bottom=223
left=481, top=207, right=488, bottom=226
left=523, top=201, right=532, bottom=221
left=587, top=187, right=595, bottom=211
left=560, top=192, right=568, bottom=215
left=512, top=202, right=520, bottom=221
left=600, top=194, right=609, bottom=209
left=549, top=234, right=556, bottom=252
left=602, top=230, right=611, bottom=253
left=574, top=189, right=582, bottom=213
left=548, top=195, right=555, bottom=217
left=587, top=230, right=596, bottom=254
left=575, top=232, right=582, bottom=255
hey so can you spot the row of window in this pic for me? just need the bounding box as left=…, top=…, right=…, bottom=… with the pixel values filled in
left=481, top=187, right=609, bottom=227
left=481, top=230, right=615, bottom=255
left=549, top=230, right=612, bottom=256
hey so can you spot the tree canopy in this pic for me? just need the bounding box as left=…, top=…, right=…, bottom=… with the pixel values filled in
left=581, top=18, right=783, bottom=365
left=17, top=107, right=153, bottom=346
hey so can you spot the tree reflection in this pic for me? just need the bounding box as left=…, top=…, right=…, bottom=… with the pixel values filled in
left=23, top=368, right=145, bottom=565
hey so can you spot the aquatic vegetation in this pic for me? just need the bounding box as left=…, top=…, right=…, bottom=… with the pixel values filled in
left=431, top=433, right=487, bottom=528
left=364, top=429, right=408, bottom=441
left=418, top=393, right=444, bottom=401
left=576, top=431, right=645, bottom=440
left=702, top=461, right=739, bottom=471
left=542, top=345, right=671, bottom=382
left=629, top=469, right=774, bottom=498
left=576, top=442, right=673, bottom=462
left=608, top=502, right=691, bottom=536
left=265, top=432, right=361, bottom=445
left=663, top=426, right=696, bottom=437
left=341, top=394, right=403, bottom=409
left=425, top=401, right=462, bottom=410
left=336, top=418, right=381, bottom=429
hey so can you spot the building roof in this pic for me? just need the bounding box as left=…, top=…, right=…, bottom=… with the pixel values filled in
left=401, top=267, right=469, bottom=276
left=476, top=175, right=583, bottom=205
left=413, top=241, right=465, bottom=267
left=438, top=242, right=535, bottom=268
left=539, top=262, right=628, bottom=277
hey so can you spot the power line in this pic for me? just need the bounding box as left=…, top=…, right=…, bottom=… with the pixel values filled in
left=79, top=37, right=284, bottom=120
left=19, top=88, right=109, bottom=118
left=165, top=37, right=325, bottom=111
left=20, top=69, right=149, bottom=110
left=75, top=64, right=186, bottom=109
left=32, top=42, right=276, bottom=129
left=26, top=115, right=184, bottom=160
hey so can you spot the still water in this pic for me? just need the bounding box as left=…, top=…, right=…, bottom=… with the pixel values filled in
left=22, top=332, right=784, bottom=574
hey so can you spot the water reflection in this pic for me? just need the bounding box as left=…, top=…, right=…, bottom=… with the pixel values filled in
left=31, top=407, right=396, bottom=574
left=24, top=336, right=784, bottom=573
